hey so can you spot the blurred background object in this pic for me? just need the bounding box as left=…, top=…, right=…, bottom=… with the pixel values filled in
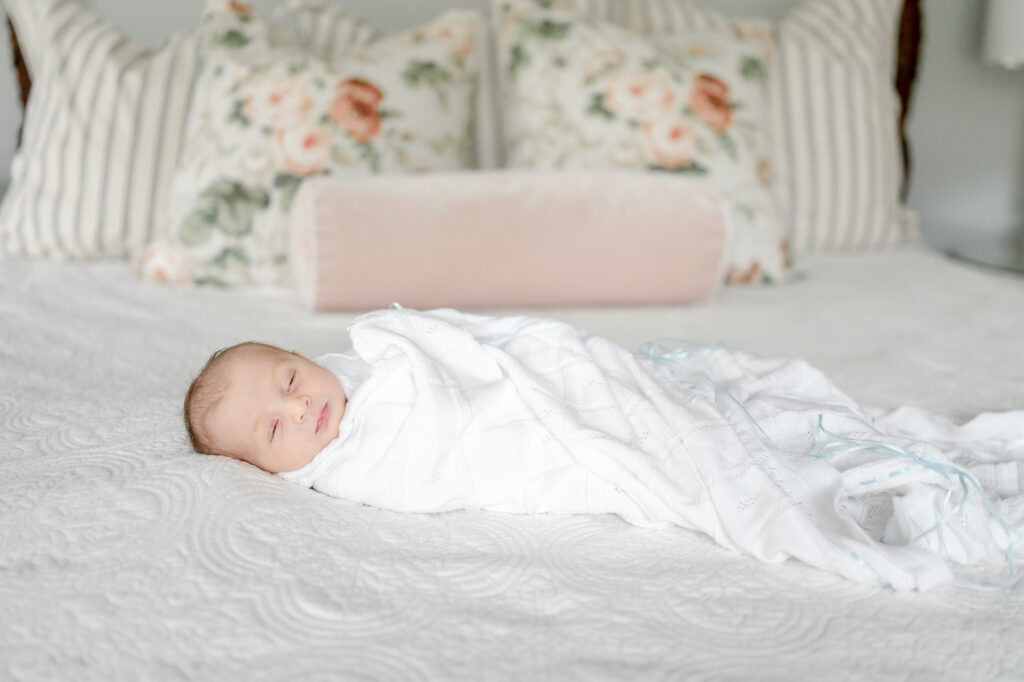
left=943, top=0, right=1024, bottom=273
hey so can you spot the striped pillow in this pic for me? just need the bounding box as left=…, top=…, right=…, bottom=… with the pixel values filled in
left=288, top=3, right=384, bottom=61
left=0, top=0, right=200, bottom=259
left=774, top=0, right=917, bottom=251
left=574, top=0, right=919, bottom=253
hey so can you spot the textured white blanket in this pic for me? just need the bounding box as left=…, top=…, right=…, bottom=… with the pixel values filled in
left=281, top=307, right=1022, bottom=590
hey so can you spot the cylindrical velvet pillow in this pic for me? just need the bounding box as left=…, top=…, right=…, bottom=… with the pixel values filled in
left=289, top=172, right=727, bottom=310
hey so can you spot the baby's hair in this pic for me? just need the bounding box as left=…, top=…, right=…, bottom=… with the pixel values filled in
left=184, top=341, right=284, bottom=456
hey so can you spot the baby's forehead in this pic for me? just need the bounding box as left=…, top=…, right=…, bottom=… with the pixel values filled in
left=201, top=346, right=280, bottom=410
left=222, top=343, right=287, bottom=371
left=211, top=346, right=292, bottom=409
left=200, top=353, right=269, bottom=441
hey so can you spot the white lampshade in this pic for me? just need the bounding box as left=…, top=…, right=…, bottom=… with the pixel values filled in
left=983, top=0, right=1024, bottom=68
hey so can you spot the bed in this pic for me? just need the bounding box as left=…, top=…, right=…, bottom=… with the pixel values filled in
left=3, top=250, right=1023, bottom=680
left=3, top=1, right=1024, bottom=680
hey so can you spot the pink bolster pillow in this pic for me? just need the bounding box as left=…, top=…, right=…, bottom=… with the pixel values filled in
left=289, top=172, right=727, bottom=310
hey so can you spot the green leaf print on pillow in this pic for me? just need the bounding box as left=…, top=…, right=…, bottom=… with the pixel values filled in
left=523, top=19, right=570, bottom=40
left=586, top=93, right=615, bottom=120
left=213, top=29, right=249, bottom=49
left=272, top=173, right=303, bottom=212
left=740, top=57, right=766, bottom=82
left=178, top=179, right=270, bottom=246
left=403, top=61, right=453, bottom=108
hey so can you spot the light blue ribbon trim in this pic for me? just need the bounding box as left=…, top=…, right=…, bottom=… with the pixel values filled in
left=639, top=339, right=777, bottom=444
left=807, top=415, right=1017, bottom=583
left=639, top=338, right=1018, bottom=587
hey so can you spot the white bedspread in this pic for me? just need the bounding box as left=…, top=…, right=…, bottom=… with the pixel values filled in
left=2, top=246, right=1023, bottom=680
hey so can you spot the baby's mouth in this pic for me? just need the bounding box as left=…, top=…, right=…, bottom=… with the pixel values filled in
left=315, top=403, right=328, bottom=434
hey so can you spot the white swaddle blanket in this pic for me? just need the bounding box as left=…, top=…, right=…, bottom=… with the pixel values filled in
left=279, top=307, right=1023, bottom=590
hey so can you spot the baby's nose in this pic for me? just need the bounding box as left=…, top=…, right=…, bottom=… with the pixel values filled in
left=291, top=395, right=310, bottom=422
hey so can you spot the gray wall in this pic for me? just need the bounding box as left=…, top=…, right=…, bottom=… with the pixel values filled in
left=1, top=0, right=1021, bottom=248
left=905, top=1, right=1024, bottom=248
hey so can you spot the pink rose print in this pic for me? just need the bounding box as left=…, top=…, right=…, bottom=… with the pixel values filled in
left=274, top=124, right=331, bottom=177
left=604, top=70, right=676, bottom=121
left=643, top=116, right=696, bottom=169
left=688, top=74, right=732, bottom=133
left=244, top=76, right=315, bottom=128
left=428, top=15, right=476, bottom=60
left=726, top=261, right=762, bottom=285
left=329, top=78, right=384, bottom=143
left=228, top=1, right=252, bottom=16
left=139, top=243, right=190, bottom=286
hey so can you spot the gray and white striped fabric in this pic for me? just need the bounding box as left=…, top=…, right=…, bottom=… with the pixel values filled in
left=0, top=0, right=200, bottom=259
left=774, top=0, right=913, bottom=252
left=287, top=1, right=383, bottom=62
left=573, top=0, right=917, bottom=253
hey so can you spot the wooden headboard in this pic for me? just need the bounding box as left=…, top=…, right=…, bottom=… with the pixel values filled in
left=6, top=18, right=30, bottom=147
left=895, top=0, right=922, bottom=196
left=5, top=1, right=923, bottom=190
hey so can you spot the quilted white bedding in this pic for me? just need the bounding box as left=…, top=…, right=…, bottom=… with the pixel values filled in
left=2, top=246, right=1023, bottom=680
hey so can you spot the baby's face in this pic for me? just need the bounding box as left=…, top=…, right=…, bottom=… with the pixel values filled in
left=204, top=345, right=346, bottom=473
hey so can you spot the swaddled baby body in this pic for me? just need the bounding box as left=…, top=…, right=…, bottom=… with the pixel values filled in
left=185, top=307, right=1023, bottom=590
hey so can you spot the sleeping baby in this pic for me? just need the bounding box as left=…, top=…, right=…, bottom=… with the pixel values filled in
left=185, top=306, right=1023, bottom=590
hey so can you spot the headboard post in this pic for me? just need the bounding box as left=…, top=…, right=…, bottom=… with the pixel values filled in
left=896, top=0, right=922, bottom=199
left=6, top=18, right=31, bottom=147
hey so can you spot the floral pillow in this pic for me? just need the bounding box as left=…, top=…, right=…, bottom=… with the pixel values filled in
left=146, top=0, right=481, bottom=286
left=494, top=0, right=789, bottom=284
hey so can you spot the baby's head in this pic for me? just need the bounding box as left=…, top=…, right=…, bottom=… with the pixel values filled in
left=184, top=342, right=346, bottom=473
